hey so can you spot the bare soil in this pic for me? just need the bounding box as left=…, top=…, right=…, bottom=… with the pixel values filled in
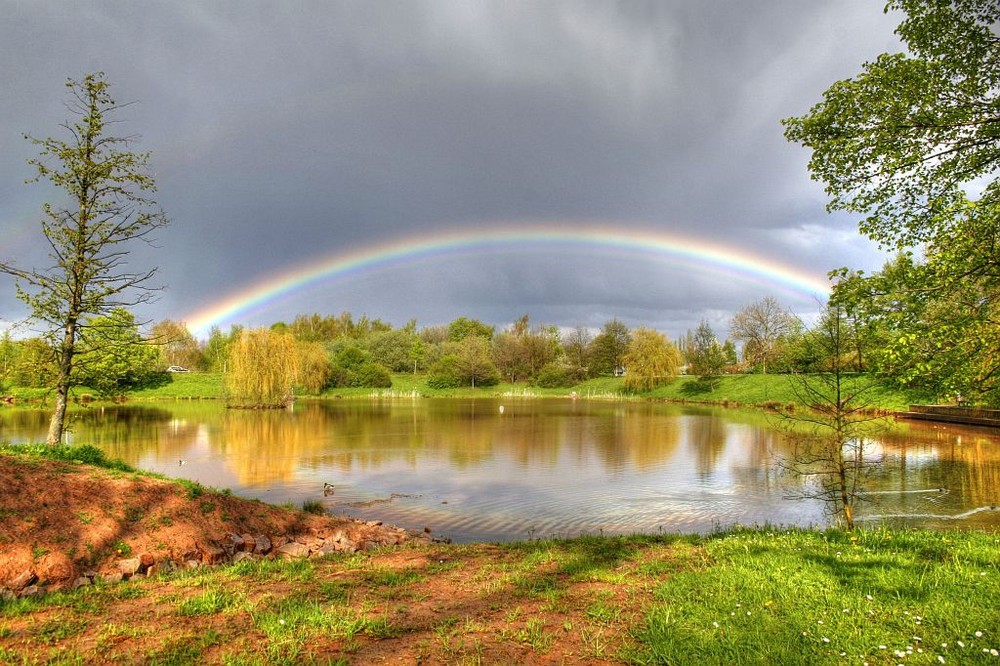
left=0, top=454, right=688, bottom=664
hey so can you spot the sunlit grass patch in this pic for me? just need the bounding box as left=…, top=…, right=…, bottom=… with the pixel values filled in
left=176, top=586, right=243, bottom=616
left=633, top=528, right=1000, bottom=664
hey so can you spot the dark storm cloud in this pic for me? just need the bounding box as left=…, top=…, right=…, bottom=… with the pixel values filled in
left=1, top=1, right=902, bottom=338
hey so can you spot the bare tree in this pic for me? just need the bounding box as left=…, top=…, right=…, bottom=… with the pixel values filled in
left=729, top=296, right=798, bottom=373
left=778, top=306, right=886, bottom=530
left=0, top=73, right=167, bottom=443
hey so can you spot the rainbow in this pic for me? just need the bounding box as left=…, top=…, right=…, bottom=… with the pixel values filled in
left=183, top=224, right=832, bottom=336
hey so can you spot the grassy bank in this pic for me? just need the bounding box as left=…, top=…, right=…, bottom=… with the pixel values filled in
left=2, top=525, right=997, bottom=663
left=114, top=371, right=922, bottom=412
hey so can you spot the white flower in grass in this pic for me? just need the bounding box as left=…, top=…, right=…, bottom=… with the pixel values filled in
left=713, top=622, right=719, bottom=628
left=937, top=657, right=945, bottom=664
left=822, top=637, right=830, bottom=643
left=957, top=641, right=965, bottom=648
left=866, top=595, right=873, bottom=600
left=991, top=649, right=999, bottom=657
left=976, top=631, right=984, bottom=638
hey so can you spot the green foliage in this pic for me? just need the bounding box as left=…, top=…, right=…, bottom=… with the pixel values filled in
left=588, top=319, right=631, bottom=377
left=533, top=362, right=574, bottom=389
left=0, top=72, right=168, bottom=444
left=328, top=345, right=393, bottom=388
left=7, top=337, right=58, bottom=388
left=784, top=1, right=1000, bottom=403
left=446, top=316, right=494, bottom=342
left=0, top=443, right=134, bottom=472
left=75, top=308, right=161, bottom=398
left=783, top=0, right=1000, bottom=249
left=622, top=328, right=682, bottom=392
left=688, top=321, right=727, bottom=378
left=226, top=328, right=297, bottom=408
left=149, top=319, right=202, bottom=370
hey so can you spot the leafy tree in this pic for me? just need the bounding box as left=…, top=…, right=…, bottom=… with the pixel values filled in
left=429, top=336, right=500, bottom=388
left=783, top=0, right=1000, bottom=251
left=226, top=328, right=297, bottom=408
left=447, top=316, right=494, bottom=342
left=150, top=319, right=202, bottom=370
left=729, top=297, right=799, bottom=373
left=784, top=1, right=1000, bottom=400
left=74, top=308, right=159, bottom=398
left=0, top=331, right=16, bottom=386
left=201, top=325, right=241, bottom=372
left=621, top=328, right=682, bottom=392
left=9, top=337, right=58, bottom=388
left=688, top=321, right=728, bottom=378
left=365, top=328, right=420, bottom=372
left=0, top=73, right=167, bottom=443
left=329, top=344, right=393, bottom=388
left=589, top=319, right=631, bottom=377
left=295, top=341, right=333, bottom=394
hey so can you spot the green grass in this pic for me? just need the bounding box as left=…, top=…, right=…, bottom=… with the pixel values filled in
left=6, top=368, right=927, bottom=411
left=631, top=528, right=1000, bottom=664
left=129, top=372, right=226, bottom=399
left=1, top=527, right=997, bottom=663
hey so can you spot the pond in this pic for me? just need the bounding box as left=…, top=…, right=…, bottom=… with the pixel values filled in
left=2, top=398, right=999, bottom=542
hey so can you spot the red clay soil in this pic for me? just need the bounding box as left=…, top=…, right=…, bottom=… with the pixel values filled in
left=0, top=454, right=409, bottom=591
left=0, top=453, right=681, bottom=664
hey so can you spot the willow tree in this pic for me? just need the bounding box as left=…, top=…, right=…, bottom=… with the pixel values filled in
left=226, top=328, right=298, bottom=408
left=0, top=73, right=167, bottom=444
left=622, top=327, right=682, bottom=392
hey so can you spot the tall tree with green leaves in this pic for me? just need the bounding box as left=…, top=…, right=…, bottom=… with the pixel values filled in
left=589, top=319, right=631, bottom=377
left=783, top=0, right=1000, bottom=249
left=0, top=73, right=167, bottom=443
left=784, top=0, right=1000, bottom=401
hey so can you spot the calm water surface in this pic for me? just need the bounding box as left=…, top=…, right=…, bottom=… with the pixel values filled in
left=2, top=398, right=998, bottom=542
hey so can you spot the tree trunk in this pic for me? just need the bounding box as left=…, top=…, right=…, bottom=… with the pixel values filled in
left=46, top=324, right=76, bottom=445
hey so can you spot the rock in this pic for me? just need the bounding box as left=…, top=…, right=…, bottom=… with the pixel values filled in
left=101, top=571, right=124, bottom=584
left=118, top=558, right=142, bottom=578
left=197, top=542, right=227, bottom=565
left=312, top=542, right=340, bottom=557
left=240, top=534, right=256, bottom=552
left=72, top=576, right=91, bottom=589
left=20, top=585, right=40, bottom=598
left=8, top=570, right=37, bottom=592
left=275, top=542, right=310, bottom=559
left=232, top=551, right=259, bottom=564
left=253, top=534, right=272, bottom=555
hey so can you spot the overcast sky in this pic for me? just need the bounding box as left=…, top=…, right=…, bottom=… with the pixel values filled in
left=0, top=1, right=903, bottom=340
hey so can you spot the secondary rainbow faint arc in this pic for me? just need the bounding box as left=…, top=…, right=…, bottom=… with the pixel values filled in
left=183, top=225, right=832, bottom=336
